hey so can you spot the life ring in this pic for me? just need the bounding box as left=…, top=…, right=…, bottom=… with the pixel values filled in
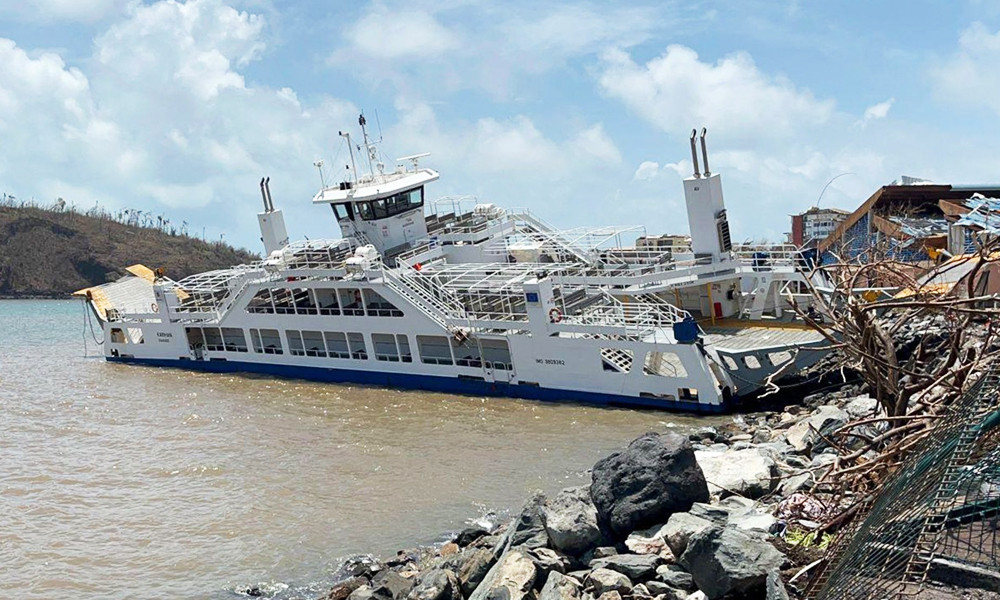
left=548, top=308, right=562, bottom=323
left=151, top=302, right=159, bottom=312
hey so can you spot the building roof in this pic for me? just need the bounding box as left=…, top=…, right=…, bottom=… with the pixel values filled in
left=817, top=184, right=1000, bottom=253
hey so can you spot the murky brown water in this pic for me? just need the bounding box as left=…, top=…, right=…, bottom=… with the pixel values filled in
left=0, top=300, right=727, bottom=599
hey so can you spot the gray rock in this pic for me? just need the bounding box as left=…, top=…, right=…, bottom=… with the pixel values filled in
left=685, top=591, right=707, bottom=600
left=592, top=547, right=618, bottom=558
left=372, top=570, right=414, bottom=600
left=408, top=570, right=461, bottom=600
left=588, top=553, right=661, bottom=580
left=726, top=506, right=777, bottom=533
left=687, top=503, right=729, bottom=523
left=655, top=565, right=694, bottom=591
left=586, top=568, right=633, bottom=595
left=844, top=395, right=878, bottom=419
left=457, top=548, right=497, bottom=597
left=631, top=583, right=651, bottom=598
left=777, top=471, right=812, bottom=496
left=679, top=527, right=786, bottom=600
left=766, top=570, right=789, bottom=600
left=660, top=512, right=714, bottom=557
left=508, top=492, right=550, bottom=550
left=624, top=528, right=673, bottom=560
left=468, top=550, right=537, bottom=600
left=350, top=586, right=375, bottom=600
left=596, top=592, right=622, bottom=600
left=538, top=572, right=581, bottom=600
left=326, top=576, right=370, bottom=600
left=785, top=406, right=848, bottom=454
left=456, top=527, right=492, bottom=547
left=527, top=547, right=571, bottom=577
left=695, top=448, right=778, bottom=499
left=543, top=486, right=603, bottom=556
left=590, top=433, right=709, bottom=538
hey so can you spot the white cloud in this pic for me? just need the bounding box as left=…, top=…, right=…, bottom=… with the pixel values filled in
left=0, top=0, right=129, bottom=23
left=633, top=161, right=661, bottom=181
left=857, top=97, right=894, bottom=127
left=344, top=4, right=459, bottom=60
left=930, top=22, right=1000, bottom=114
left=597, top=45, right=835, bottom=141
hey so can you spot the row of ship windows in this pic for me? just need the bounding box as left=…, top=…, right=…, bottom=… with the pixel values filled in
left=246, top=287, right=404, bottom=318
left=184, top=327, right=514, bottom=370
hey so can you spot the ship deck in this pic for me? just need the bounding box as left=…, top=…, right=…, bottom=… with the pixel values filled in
left=702, top=320, right=827, bottom=352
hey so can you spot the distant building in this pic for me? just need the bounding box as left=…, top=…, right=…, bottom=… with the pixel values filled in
left=790, top=206, right=850, bottom=247
left=817, top=179, right=1000, bottom=265
left=635, top=234, right=691, bottom=255
left=940, top=194, right=1000, bottom=255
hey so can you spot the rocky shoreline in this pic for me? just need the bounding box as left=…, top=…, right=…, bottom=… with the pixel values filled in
left=269, top=380, right=891, bottom=600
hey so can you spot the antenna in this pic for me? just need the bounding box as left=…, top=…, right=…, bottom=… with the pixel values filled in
left=359, top=112, right=377, bottom=176
left=699, top=128, right=710, bottom=176
left=689, top=129, right=701, bottom=178
left=313, top=160, right=326, bottom=189
left=339, top=130, right=358, bottom=184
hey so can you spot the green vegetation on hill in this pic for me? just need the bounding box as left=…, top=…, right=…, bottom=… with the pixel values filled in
left=0, top=201, right=258, bottom=297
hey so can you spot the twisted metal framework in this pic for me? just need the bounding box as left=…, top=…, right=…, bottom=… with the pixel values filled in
left=812, top=367, right=1000, bottom=599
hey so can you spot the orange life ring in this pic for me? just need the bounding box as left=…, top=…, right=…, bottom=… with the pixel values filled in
left=151, top=302, right=159, bottom=312
left=548, top=308, right=562, bottom=323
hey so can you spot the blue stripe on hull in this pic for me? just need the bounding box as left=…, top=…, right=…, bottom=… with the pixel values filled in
left=106, top=356, right=729, bottom=414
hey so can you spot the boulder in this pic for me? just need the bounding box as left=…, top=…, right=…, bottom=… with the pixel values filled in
left=592, top=547, right=618, bottom=558
left=457, top=548, right=496, bottom=597
left=660, top=512, right=714, bottom=557
left=588, top=554, right=661, bottom=581
left=507, top=493, right=550, bottom=550
left=785, top=406, right=848, bottom=454
left=372, top=570, right=414, bottom=600
left=527, top=547, right=571, bottom=578
left=327, top=577, right=371, bottom=600
left=468, top=550, right=537, bottom=600
left=655, top=565, right=694, bottom=591
left=844, top=395, right=878, bottom=419
left=543, top=486, right=603, bottom=556
left=678, top=527, right=786, bottom=600
left=695, top=448, right=778, bottom=499
left=538, top=572, right=581, bottom=600
left=590, top=433, right=709, bottom=538
left=726, top=506, right=777, bottom=533
left=766, top=570, right=789, bottom=600
left=408, top=570, right=462, bottom=600
left=624, top=529, right=674, bottom=561
left=350, top=586, right=375, bottom=600
left=455, top=526, right=491, bottom=547
left=596, top=592, right=622, bottom=600
left=587, top=568, right=633, bottom=595
left=333, top=555, right=384, bottom=582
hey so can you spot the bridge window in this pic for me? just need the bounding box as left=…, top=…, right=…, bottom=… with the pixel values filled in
left=356, top=187, right=424, bottom=221
left=332, top=203, right=352, bottom=221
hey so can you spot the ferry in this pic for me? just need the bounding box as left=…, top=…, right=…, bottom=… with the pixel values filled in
left=77, top=120, right=826, bottom=412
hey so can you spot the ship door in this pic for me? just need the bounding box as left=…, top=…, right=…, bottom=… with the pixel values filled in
left=480, top=339, right=514, bottom=384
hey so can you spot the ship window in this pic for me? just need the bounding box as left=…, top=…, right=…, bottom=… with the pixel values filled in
left=643, top=351, right=689, bottom=377
left=341, top=288, right=364, bottom=316
left=396, top=335, right=412, bottom=363
left=679, top=387, right=700, bottom=401
left=203, top=328, right=225, bottom=352
left=246, top=288, right=274, bottom=314
left=324, top=332, right=350, bottom=359
left=722, top=356, right=739, bottom=371
left=743, top=355, right=762, bottom=369
left=332, top=204, right=351, bottom=221
left=302, top=330, right=326, bottom=357
left=373, top=333, right=399, bottom=362
left=364, top=290, right=402, bottom=317
left=257, top=329, right=283, bottom=354
left=271, top=288, right=295, bottom=314
left=356, top=187, right=425, bottom=221
left=292, top=288, right=318, bottom=315
left=480, top=339, right=512, bottom=371
left=451, top=338, right=482, bottom=368
left=315, top=289, right=341, bottom=315
left=111, top=327, right=128, bottom=344
left=221, top=328, right=248, bottom=352
left=347, top=332, right=368, bottom=359
left=287, top=330, right=304, bottom=356
left=768, top=350, right=792, bottom=366
left=418, top=335, right=453, bottom=365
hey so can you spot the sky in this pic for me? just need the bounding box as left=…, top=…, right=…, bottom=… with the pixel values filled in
left=2, top=0, right=1000, bottom=253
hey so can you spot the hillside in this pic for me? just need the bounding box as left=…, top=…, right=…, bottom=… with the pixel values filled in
left=0, top=205, right=259, bottom=297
